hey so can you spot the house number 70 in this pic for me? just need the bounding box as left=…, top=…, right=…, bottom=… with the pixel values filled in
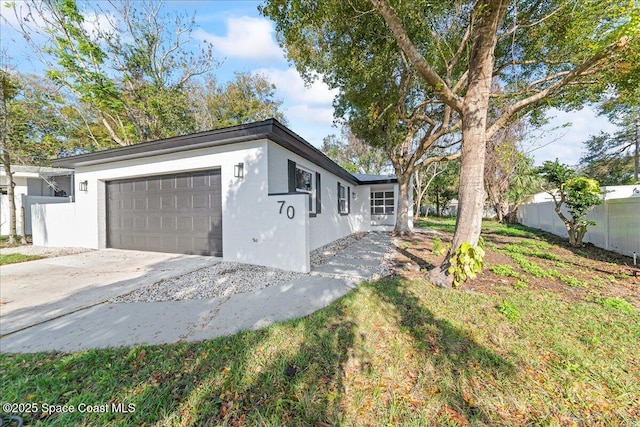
left=277, top=200, right=295, bottom=219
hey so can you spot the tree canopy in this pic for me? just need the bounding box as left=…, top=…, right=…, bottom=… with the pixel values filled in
left=262, top=0, right=638, bottom=286
left=321, top=127, right=390, bottom=175
left=537, top=160, right=603, bottom=247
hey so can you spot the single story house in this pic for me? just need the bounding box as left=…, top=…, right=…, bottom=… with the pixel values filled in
left=35, top=119, right=404, bottom=272
left=1, top=165, right=73, bottom=235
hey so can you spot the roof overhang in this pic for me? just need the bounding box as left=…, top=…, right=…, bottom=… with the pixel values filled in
left=51, top=119, right=371, bottom=185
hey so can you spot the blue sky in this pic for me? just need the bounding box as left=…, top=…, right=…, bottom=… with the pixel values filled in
left=0, top=0, right=618, bottom=166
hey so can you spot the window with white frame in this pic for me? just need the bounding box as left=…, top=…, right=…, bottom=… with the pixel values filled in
left=371, top=190, right=394, bottom=215
left=295, top=166, right=315, bottom=212
left=338, top=183, right=348, bottom=214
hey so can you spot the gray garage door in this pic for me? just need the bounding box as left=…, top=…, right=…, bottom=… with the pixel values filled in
left=106, top=169, right=222, bottom=256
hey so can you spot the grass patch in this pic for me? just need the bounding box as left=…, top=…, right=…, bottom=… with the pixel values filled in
left=497, top=300, right=521, bottom=321
left=504, top=252, right=554, bottom=278
left=0, top=253, right=44, bottom=265
left=2, top=278, right=639, bottom=426
left=431, top=236, right=446, bottom=256
left=500, top=250, right=588, bottom=287
left=598, top=297, right=636, bottom=314
left=482, top=221, right=538, bottom=238
left=415, top=217, right=456, bottom=233
left=491, top=264, right=520, bottom=278
left=502, top=243, right=560, bottom=261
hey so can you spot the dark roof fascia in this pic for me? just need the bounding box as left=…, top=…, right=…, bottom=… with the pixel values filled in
left=51, top=121, right=274, bottom=169
left=50, top=119, right=390, bottom=186
left=267, top=121, right=358, bottom=185
left=360, top=178, right=398, bottom=185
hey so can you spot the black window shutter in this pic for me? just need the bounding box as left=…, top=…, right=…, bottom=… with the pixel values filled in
left=347, top=186, right=351, bottom=214
left=316, top=172, right=321, bottom=214
left=288, top=160, right=296, bottom=192
left=337, top=182, right=341, bottom=212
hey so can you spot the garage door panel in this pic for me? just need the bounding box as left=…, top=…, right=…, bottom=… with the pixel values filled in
left=176, top=175, right=190, bottom=188
left=192, top=173, right=207, bottom=187
left=107, top=169, right=222, bottom=256
left=134, top=198, right=146, bottom=210
left=161, top=195, right=175, bottom=209
left=133, top=216, right=147, bottom=229
left=176, top=194, right=190, bottom=208
left=148, top=196, right=161, bottom=210
left=192, top=194, right=209, bottom=209
left=161, top=177, right=174, bottom=190
left=161, top=216, right=175, bottom=230
left=121, top=217, right=133, bottom=229
left=147, top=178, right=161, bottom=191
left=133, top=180, right=146, bottom=191
left=121, top=182, right=134, bottom=193
left=148, top=216, right=161, bottom=229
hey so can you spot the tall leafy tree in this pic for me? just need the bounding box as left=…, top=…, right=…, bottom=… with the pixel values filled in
left=261, top=2, right=462, bottom=234
left=321, top=126, right=390, bottom=175
left=578, top=120, right=638, bottom=185
left=413, top=155, right=461, bottom=220
left=11, top=0, right=216, bottom=145
left=1, top=70, right=70, bottom=243
left=263, top=0, right=638, bottom=285
left=427, top=160, right=460, bottom=217
left=191, top=72, right=287, bottom=131
left=484, top=120, right=539, bottom=223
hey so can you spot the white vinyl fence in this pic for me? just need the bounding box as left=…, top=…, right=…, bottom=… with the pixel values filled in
left=0, top=194, right=71, bottom=236
left=517, top=189, right=640, bottom=258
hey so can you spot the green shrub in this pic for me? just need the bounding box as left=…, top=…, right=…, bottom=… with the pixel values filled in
left=432, top=237, right=445, bottom=255
left=598, top=297, right=635, bottom=314
left=514, top=280, right=528, bottom=290
left=448, top=240, right=485, bottom=287
left=498, top=300, right=521, bottom=321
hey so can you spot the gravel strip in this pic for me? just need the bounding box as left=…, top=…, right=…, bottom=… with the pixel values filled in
left=111, top=232, right=382, bottom=303
left=0, top=245, right=93, bottom=257
left=111, top=263, right=305, bottom=303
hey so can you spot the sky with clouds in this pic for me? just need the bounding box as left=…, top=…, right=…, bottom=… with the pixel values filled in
left=0, top=0, right=618, bottom=166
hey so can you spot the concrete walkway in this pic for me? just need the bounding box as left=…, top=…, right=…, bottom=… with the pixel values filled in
left=0, top=233, right=391, bottom=353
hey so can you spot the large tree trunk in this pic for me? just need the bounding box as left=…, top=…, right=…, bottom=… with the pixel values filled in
left=494, top=200, right=509, bottom=223
left=428, top=0, right=506, bottom=287
left=2, top=155, right=17, bottom=245
left=394, top=172, right=412, bottom=235
left=429, top=113, right=488, bottom=286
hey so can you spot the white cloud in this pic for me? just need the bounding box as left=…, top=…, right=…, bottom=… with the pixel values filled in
left=194, top=16, right=284, bottom=62
left=0, top=0, right=47, bottom=29
left=527, top=107, right=619, bottom=166
left=287, top=104, right=337, bottom=126
left=255, top=68, right=339, bottom=106
left=82, top=11, right=117, bottom=39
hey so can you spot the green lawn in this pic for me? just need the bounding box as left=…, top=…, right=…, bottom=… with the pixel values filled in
left=0, top=253, right=44, bottom=265
left=1, top=221, right=639, bottom=425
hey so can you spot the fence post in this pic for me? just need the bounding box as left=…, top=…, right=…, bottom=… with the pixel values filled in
left=603, top=199, right=609, bottom=250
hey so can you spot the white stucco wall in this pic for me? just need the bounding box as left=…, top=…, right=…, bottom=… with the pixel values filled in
left=267, top=141, right=370, bottom=250
left=0, top=176, right=27, bottom=235
left=1, top=174, right=73, bottom=235
left=32, top=140, right=311, bottom=272
left=31, top=136, right=405, bottom=272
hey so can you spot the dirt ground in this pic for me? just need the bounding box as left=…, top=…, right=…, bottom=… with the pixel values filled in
left=389, top=225, right=640, bottom=309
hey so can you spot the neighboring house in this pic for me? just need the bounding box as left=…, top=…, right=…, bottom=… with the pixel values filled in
left=0, top=165, right=73, bottom=236
left=34, top=119, right=405, bottom=272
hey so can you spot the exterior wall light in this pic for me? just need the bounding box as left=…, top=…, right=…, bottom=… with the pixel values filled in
left=234, top=163, right=244, bottom=179
left=79, top=180, right=88, bottom=192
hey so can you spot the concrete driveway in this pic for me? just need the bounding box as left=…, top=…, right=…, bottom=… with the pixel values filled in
left=0, top=249, right=221, bottom=336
